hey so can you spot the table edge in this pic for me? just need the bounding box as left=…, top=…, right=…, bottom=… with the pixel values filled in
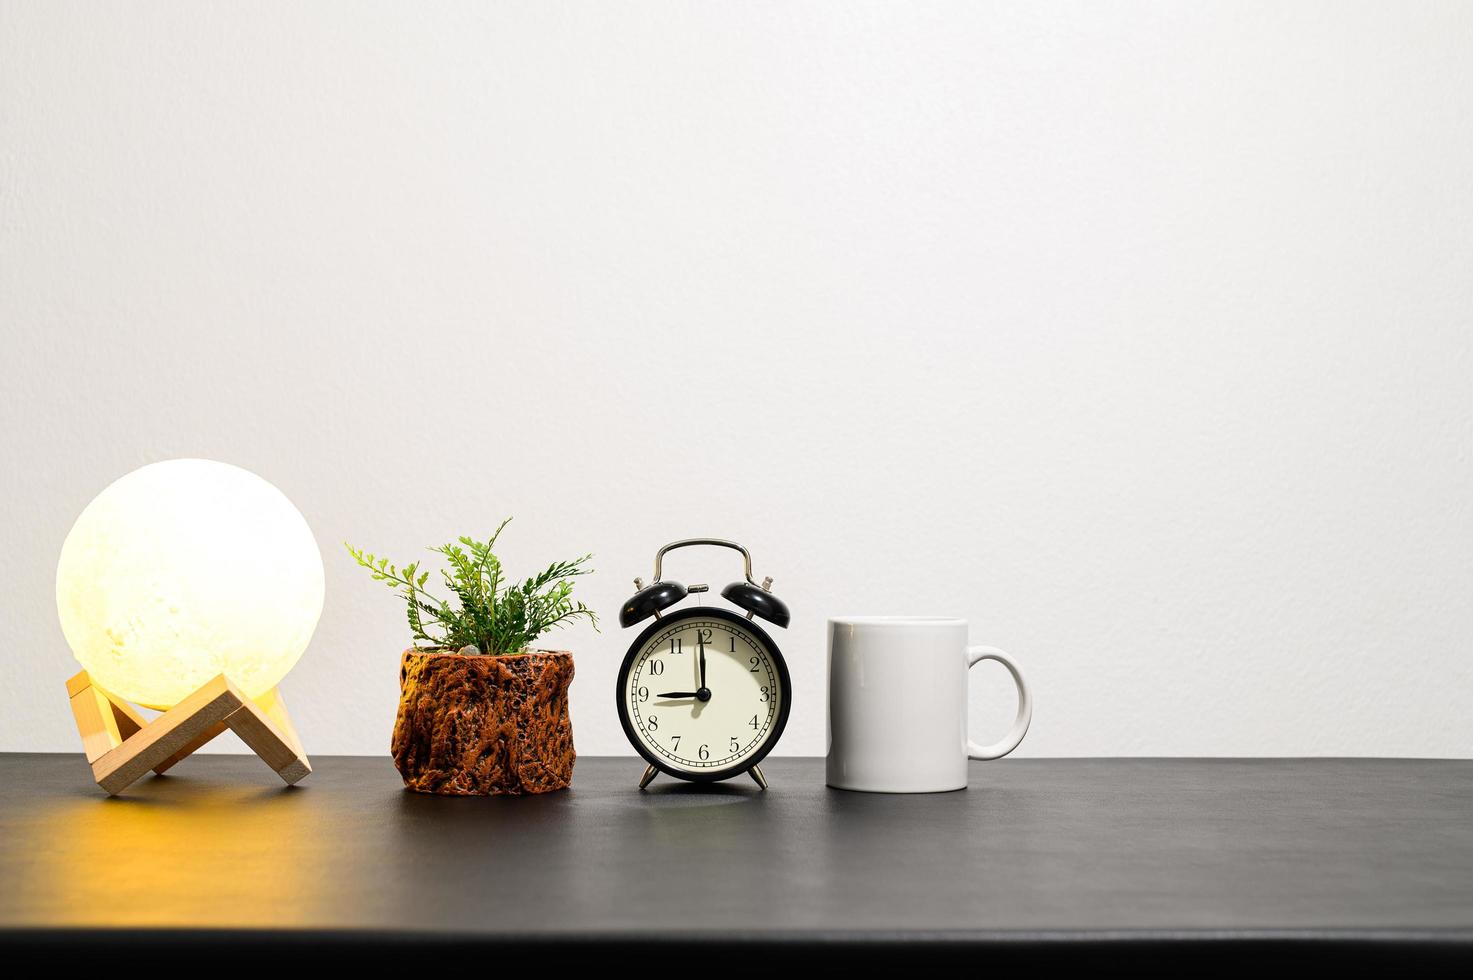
left=4, top=925, right=1472, bottom=945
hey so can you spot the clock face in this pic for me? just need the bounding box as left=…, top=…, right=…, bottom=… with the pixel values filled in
left=619, top=610, right=788, bottom=779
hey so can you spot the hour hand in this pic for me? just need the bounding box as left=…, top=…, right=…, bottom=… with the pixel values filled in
left=657, top=691, right=700, bottom=699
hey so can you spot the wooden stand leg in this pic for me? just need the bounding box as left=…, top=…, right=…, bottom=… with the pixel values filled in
left=66, top=671, right=312, bottom=795
left=68, top=677, right=129, bottom=764
left=90, top=676, right=242, bottom=794
left=224, top=687, right=312, bottom=785
left=151, top=721, right=229, bottom=775
left=250, top=686, right=306, bottom=758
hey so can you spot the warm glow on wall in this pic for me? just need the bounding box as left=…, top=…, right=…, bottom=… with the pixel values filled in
left=56, top=459, right=324, bottom=710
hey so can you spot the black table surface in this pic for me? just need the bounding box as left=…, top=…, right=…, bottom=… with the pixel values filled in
left=2, top=754, right=1470, bottom=966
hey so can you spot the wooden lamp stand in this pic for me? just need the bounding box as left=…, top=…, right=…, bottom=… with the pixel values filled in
left=66, top=671, right=311, bottom=795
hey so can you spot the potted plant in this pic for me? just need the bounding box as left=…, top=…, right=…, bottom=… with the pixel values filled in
left=347, top=519, right=596, bottom=795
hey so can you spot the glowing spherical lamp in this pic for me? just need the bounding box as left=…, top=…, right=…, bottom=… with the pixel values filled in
left=58, top=459, right=322, bottom=794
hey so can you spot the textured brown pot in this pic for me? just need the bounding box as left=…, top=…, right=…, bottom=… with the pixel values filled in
left=391, top=649, right=575, bottom=795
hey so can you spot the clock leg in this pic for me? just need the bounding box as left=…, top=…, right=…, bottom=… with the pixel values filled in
left=638, top=764, right=658, bottom=789
left=749, top=764, right=769, bottom=790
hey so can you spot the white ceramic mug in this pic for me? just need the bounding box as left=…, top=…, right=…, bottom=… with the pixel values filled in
left=826, top=617, right=1032, bottom=793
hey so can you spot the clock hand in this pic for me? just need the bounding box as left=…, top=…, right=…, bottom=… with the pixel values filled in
left=657, top=689, right=713, bottom=702
left=697, top=633, right=708, bottom=690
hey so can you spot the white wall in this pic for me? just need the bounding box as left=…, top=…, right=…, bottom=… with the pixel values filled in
left=3, top=1, right=1470, bottom=759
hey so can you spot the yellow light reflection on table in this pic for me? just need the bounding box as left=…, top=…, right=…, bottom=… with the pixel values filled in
left=8, top=770, right=324, bottom=928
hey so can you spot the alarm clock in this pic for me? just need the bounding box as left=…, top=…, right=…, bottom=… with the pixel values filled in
left=616, top=538, right=792, bottom=789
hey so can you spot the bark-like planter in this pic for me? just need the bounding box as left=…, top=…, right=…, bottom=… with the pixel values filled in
left=391, top=649, right=575, bottom=795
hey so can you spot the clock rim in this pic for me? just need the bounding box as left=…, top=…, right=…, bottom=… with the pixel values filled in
left=616, top=605, right=792, bottom=783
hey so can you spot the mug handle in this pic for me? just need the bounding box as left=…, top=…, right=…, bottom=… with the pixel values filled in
left=965, top=645, right=1033, bottom=760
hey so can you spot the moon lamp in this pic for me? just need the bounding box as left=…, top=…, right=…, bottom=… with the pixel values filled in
left=57, top=459, right=322, bottom=794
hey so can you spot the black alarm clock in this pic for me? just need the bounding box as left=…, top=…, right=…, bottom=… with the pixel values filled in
left=616, top=538, right=792, bottom=789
